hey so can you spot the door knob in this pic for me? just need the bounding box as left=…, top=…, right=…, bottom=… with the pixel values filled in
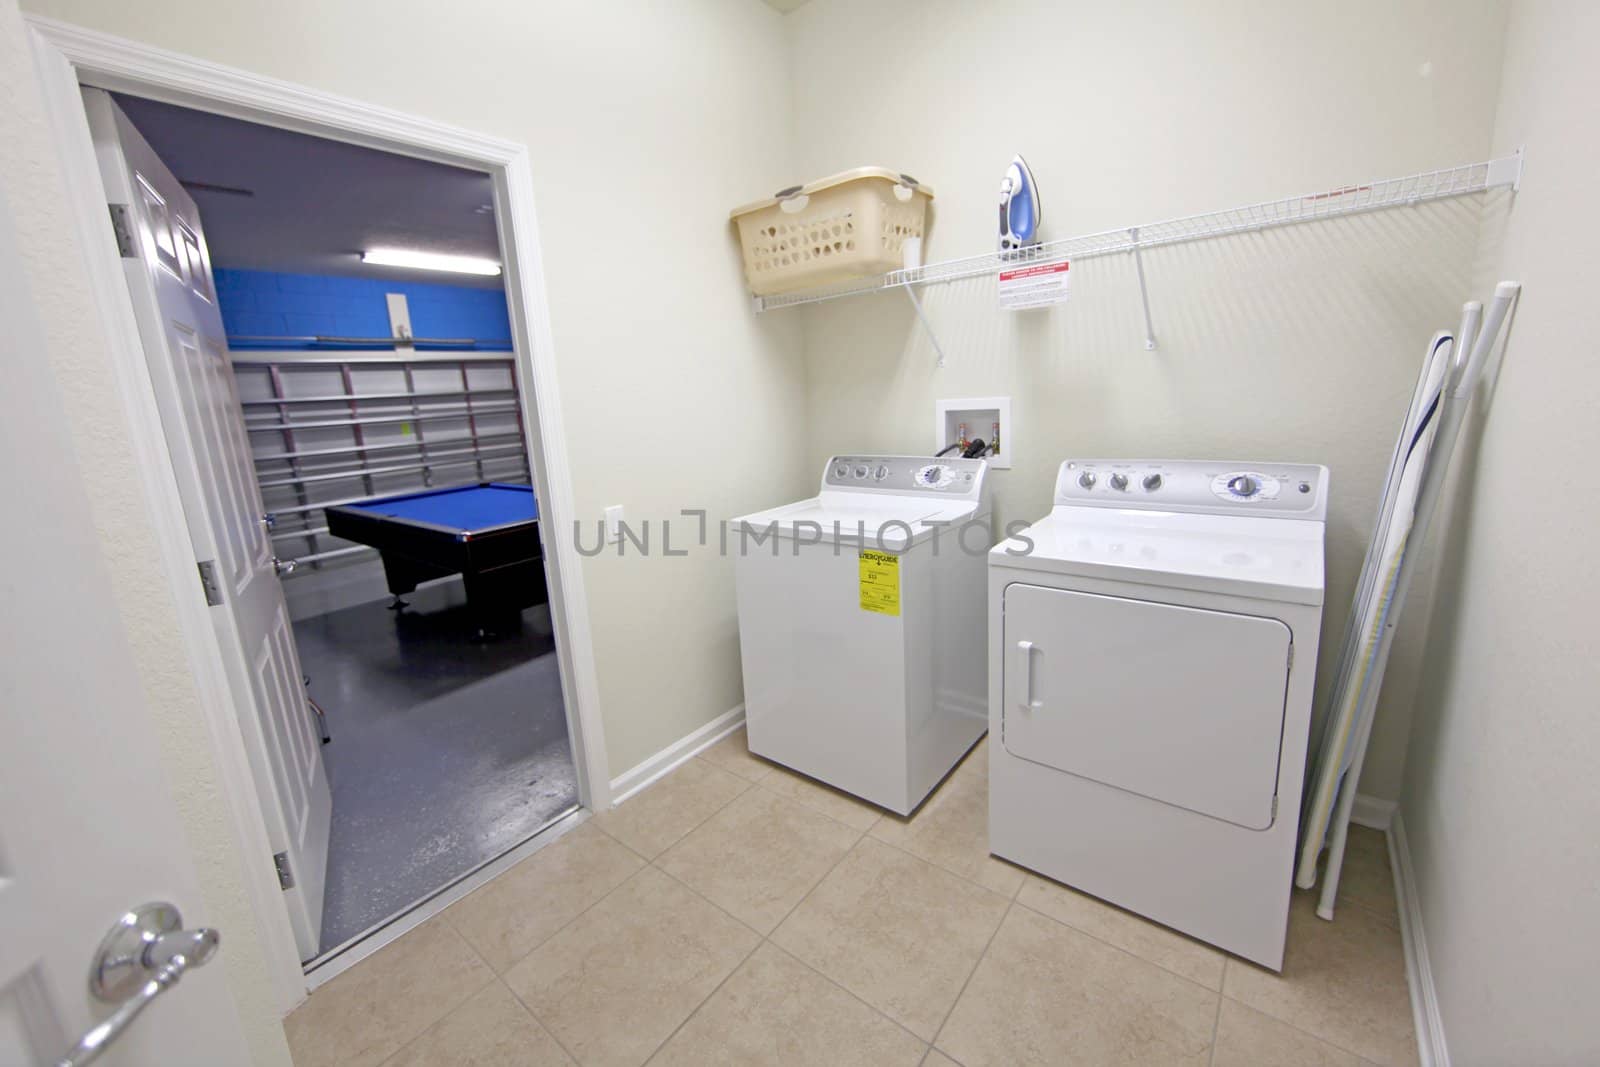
left=56, top=902, right=220, bottom=1066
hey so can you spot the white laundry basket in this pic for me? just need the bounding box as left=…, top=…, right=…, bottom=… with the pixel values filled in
left=730, top=167, right=933, bottom=296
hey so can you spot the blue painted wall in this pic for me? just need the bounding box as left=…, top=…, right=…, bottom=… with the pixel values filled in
left=216, top=268, right=513, bottom=350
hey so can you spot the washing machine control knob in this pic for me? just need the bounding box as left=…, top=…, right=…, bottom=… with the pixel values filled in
left=1108, top=472, right=1129, bottom=491
left=1078, top=471, right=1097, bottom=489
left=1142, top=473, right=1163, bottom=491
left=1228, top=474, right=1259, bottom=497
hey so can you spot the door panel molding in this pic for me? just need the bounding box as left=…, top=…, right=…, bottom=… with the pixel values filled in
left=25, top=13, right=611, bottom=1012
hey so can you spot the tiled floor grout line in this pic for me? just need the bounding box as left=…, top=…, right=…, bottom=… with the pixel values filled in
left=1006, top=892, right=1225, bottom=997
left=761, top=821, right=872, bottom=931
left=858, top=784, right=1238, bottom=1001
left=1331, top=891, right=1402, bottom=928
left=583, top=768, right=898, bottom=1063
left=749, top=773, right=884, bottom=835
left=636, top=919, right=764, bottom=1066
left=727, top=753, right=1034, bottom=1059
left=646, top=857, right=771, bottom=939
left=472, top=816, right=735, bottom=1063
left=498, top=975, right=584, bottom=1067
left=864, top=829, right=1020, bottom=902
left=863, top=796, right=1407, bottom=1062
left=1213, top=985, right=1391, bottom=1067
left=747, top=745, right=1402, bottom=1008
left=352, top=754, right=1409, bottom=1067
left=489, top=861, right=657, bottom=1062
left=1206, top=980, right=1225, bottom=1066
left=928, top=897, right=1015, bottom=1055
left=640, top=827, right=940, bottom=1063
left=591, top=759, right=756, bottom=866
left=474, top=827, right=654, bottom=976
left=768, top=939, right=934, bottom=1053
left=753, top=830, right=941, bottom=1055
left=682, top=757, right=760, bottom=825
left=369, top=923, right=501, bottom=1067
left=488, top=856, right=755, bottom=1067
left=454, top=759, right=837, bottom=1063
left=348, top=760, right=936, bottom=1066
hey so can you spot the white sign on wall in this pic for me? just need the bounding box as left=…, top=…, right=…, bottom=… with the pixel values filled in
left=998, top=260, right=1071, bottom=311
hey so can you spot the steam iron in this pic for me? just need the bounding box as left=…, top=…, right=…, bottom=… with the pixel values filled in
left=998, top=155, right=1042, bottom=255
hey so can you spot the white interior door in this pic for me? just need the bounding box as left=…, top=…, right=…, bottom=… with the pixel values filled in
left=83, top=88, right=332, bottom=961
left=0, top=179, right=252, bottom=1062
left=1002, top=584, right=1291, bottom=830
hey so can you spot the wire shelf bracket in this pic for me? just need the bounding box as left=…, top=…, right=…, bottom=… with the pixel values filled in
left=752, top=151, right=1525, bottom=354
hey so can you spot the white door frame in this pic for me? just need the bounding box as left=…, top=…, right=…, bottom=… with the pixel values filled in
left=23, top=14, right=612, bottom=1014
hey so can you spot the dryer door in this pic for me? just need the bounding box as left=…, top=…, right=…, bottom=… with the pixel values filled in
left=1002, top=584, right=1291, bottom=830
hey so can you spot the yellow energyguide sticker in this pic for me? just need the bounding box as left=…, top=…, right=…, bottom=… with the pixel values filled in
left=858, top=550, right=900, bottom=616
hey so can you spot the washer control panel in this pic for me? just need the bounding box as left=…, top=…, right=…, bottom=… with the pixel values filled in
left=823, top=454, right=988, bottom=499
left=1054, top=459, right=1327, bottom=519
left=1211, top=471, right=1280, bottom=502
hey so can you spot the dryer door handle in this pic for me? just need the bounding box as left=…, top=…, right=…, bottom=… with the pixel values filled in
left=1015, top=640, right=1043, bottom=712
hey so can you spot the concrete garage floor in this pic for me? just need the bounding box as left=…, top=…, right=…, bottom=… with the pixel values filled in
left=296, top=582, right=578, bottom=956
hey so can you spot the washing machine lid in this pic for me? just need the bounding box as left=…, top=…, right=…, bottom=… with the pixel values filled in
left=991, top=507, right=1325, bottom=605
left=735, top=493, right=980, bottom=550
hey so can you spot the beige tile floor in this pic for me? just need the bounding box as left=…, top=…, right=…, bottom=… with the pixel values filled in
left=286, top=731, right=1415, bottom=1067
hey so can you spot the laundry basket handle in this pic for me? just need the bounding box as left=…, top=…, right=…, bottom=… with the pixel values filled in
left=776, top=184, right=810, bottom=214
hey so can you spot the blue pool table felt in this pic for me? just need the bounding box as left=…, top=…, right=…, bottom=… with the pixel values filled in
left=348, top=483, right=538, bottom=532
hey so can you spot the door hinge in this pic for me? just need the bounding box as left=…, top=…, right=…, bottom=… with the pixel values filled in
left=273, top=851, right=295, bottom=890
left=196, top=560, right=222, bottom=606
left=108, top=204, right=136, bottom=258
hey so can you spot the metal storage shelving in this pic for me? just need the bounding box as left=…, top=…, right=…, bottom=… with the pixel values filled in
left=231, top=350, right=532, bottom=573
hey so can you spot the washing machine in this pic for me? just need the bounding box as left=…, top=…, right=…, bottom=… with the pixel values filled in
left=988, top=458, right=1327, bottom=970
left=734, top=454, right=992, bottom=815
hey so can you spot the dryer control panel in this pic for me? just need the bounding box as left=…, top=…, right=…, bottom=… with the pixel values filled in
left=1053, top=459, right=1328, bottom=520
left=822, top=454, right=989, bottom=501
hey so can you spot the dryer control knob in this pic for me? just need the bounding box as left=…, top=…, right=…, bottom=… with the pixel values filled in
left=1228, top=474, right=1259, bottom=497
left=1142, top=473, right=1163, bottom=491
left=1078, top=472, right=1097, bottom=489
left=1109, top=473, right=1129, bottom=491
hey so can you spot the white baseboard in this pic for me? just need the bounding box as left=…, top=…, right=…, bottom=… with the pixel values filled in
left=1389, top=812, right=1450, bottom=1067
left=607, top=704, right=746, bottom=806
left=1352, top=793, right=1397, bottom=830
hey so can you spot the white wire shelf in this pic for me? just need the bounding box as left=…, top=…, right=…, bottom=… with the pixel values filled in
left=753, top=152, right=1523, bottom=315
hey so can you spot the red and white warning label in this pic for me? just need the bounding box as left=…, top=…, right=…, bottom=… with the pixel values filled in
left=998, top=259, right=1070, bottom=311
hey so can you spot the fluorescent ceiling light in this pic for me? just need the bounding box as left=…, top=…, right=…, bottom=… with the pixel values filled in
left=361, top=248, right=501, bottom=276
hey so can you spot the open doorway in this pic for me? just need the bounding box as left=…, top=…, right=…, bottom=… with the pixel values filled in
left=93, top=89, right=580, bottom=966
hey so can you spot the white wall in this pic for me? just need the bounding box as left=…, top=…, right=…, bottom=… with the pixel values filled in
left=784, top=0, right=1510, bottom=798
left=17, top=0, right=811, bottom=777
left=1399, top=3, right=1600, bottom=1062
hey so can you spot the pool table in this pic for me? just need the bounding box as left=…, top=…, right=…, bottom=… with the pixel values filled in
left=325, top=483, right=547, bottom=635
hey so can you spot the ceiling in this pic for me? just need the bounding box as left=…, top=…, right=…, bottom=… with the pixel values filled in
left=761, top=0, right=811, bottom=12
left=115, top=95, right=504, bottom=290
